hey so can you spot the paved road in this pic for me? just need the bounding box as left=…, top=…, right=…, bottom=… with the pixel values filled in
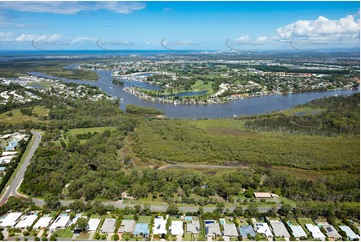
left=0, top=131, right=42, bottom=205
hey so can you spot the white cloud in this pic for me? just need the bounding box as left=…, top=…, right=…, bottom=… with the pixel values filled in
left=72, top=37, right=96, bottom=44
left=0, top=32, right=13, bottom=41
left=0, top=1, right=145, bottom=15
left=257, top=36, right=267, bottom=42
left=237, top=35, right=250, bottom=42
left=277, top=15, right=360, bottom=41
left=15, top=34, right=63, bottom=42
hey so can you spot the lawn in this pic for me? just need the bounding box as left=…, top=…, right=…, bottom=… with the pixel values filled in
left=184, top=232, right=192, bottom=241
left=65, top=126, right=117, bottom=137
left=56, top=227, right=73, bottom=238
left=191, top=80, right=214, bottom=92
left=279, top=107, right=326, bottom=116
left=0, top=106, right=49, bottom=124
left=138, top=216, right=152, bottom=224
left=170, top=216, right=182, bottom=222
left=123, top=215, right=134, bottom=220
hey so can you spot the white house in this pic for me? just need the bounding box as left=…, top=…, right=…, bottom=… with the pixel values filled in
left=15, top=214, right=38, bottom=228
left=153, top=216, right=167, bottom=235
left=170, top=221, right=184, bottom=236
left=305, top=224, right=326, bottom=240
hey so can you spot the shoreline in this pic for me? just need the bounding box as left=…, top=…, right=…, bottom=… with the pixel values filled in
left=123, top=86, right=358, bottom=105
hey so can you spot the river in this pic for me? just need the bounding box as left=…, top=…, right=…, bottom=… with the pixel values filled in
left=28, top=70, right=359, bottom=119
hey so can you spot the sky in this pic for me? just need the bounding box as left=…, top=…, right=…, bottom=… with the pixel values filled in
left=0, top=1, right=359, bottom=51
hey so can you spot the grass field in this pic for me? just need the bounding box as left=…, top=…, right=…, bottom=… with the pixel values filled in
left=0, top=106, right=49, bottom=124
left=184, top=232, right=192, bottom=241
left=279, top=107, right=326, bottom=116
left=138, top=216, right=152, bottom=224
left=123, top=215, right=134, bottom=220
left=65, top=126, right=117, bottom=137
left=57, top=227, right=73, bottom=238
left=191, top=80, right=214, bottom=92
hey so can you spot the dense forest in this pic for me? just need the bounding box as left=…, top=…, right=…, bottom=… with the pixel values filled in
left=244, top=94, right=360, bottom=136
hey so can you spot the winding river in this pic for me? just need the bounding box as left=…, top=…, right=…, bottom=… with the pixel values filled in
left=28, top=70, right=359, bottom=119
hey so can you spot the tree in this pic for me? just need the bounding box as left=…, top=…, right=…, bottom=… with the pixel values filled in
left=197, top=206, right=204, bottom=215
left=233, top=205, right=244, bottom=216
left=70, top=199, right=85, bottom=211
left=166, top=204, right=179, bottom=215
left=278, top=204, right=292, bottom=217
left=246, top=203, right=258, bottom=217
left=75, top=217, right=88, bottom=232
left=44, top=194, right=60, bottom=210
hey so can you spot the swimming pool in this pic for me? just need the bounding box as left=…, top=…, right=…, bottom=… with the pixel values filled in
left=204, top=220, right=215, bottom=225
left=219, top=219, right=226, bottom=225
left=185, top=216, right=192, bottom=221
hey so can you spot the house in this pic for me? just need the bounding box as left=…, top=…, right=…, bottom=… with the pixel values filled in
left=33, top=215, right=53, bottom=229
left=269, top=220, right=290, bottom=239
left=204, top=220, right=221, bottom=238
left=118, top=219, right=136, bottom=233
left=253, top=192, right=272, bottom=199
left=288, top=224, right=307, bottom=239
left=134, top=223, right=150, bottom=237
left=322, top=224, right=342, bottom=240
left=5, top=140, right=18, bottom=151
left=339, top=225, right=360, bottom=240
left=239, top=225, right=256, bottom=239
left=49, top=214, right=70, bottom=232
left=15, top=214, right=38, bottom=228
left=153, top=216, right=167, bottom=235
left=88, top=218, right=101, bottom=231
left=0, top=212, right=22, bottom=227
left=0, top=156, right=15, bottom=164
left=101, top=218, right=116, bottom=233
left=253, top=221, right=273, bottom=240
left=305, top=224, right=326, bottom=240
left=170, top=221, right=184, bottom=236
left=223, top=223, right=239, bottom=237
left=187, top=220, right=200, bottom=234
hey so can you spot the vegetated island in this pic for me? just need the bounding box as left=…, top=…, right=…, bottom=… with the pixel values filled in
left=125, top=104, right=164, bottom=116
left=112, top=79, right=124, bottom=86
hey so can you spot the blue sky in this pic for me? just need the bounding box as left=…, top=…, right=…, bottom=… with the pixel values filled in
left=0, top=1, right=359, bottom=51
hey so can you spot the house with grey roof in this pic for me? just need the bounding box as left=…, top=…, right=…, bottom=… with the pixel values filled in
left=322, top=224, right=342, bottom=240
left=187, top=220, right=200, bottom=234
left=269, top=220, right=290, bottom=239
left=239, top=225, right=256, bottom=239
left=101, top=218, right=116, bottom=233
left=118, top=219, right=135, bottom=233
left=223, top=223, right=239, bottom=237
left=204, top=220, right=221, bottom=238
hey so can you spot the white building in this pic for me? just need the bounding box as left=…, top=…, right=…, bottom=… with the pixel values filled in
left=49, top=214, right=70, bottom=231
left=88, top=218, right=101, bottom=231
left=289, top=225, right=307, bottom=238
left=253, top=221, right=273, bottom=239
left=34, top=216, right=53, bottom=229
left=170, top=221, right=184, bottom=236
left=0, top=212, right=22, bottom=227
left=305, top=224, right=326, bottom=240
left=339, top=225, right=359, bottom=241
left=15, top=214, right=38, bottom=228
left=153, top=216, right=167, bottom=235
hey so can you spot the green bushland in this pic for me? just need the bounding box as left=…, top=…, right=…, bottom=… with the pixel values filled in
left=0, top=59, right=98, bottom=80
left=130, top=119, right=358, bottom=170
left=126, top=104, right=164, bottom=115
left=112, top=79, right=124, bottom=86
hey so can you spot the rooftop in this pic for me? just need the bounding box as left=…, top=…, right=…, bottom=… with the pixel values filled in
left=269, top=220, right=290, bottom=238
left=101, top=218, right=116, bottom=233
left=223, top=223, right=239, bottom=237
left=239, top=225, right=256, bottom=238
left=118, top=219, right=136, bottom=233
left=134, top=223, right=149, bottom=235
